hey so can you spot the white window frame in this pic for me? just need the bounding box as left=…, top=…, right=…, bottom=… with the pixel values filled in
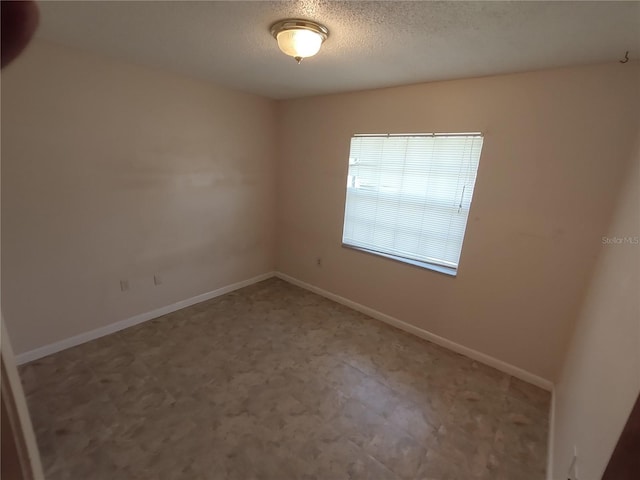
left=341, top=132, right=484, bottom=276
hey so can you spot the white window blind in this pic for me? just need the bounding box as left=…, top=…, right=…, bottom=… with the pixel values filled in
left=342, top=133, right=483, bottom=274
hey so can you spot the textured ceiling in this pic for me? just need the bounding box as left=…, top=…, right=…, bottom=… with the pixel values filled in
left=35, top=1, right=640, bottom=99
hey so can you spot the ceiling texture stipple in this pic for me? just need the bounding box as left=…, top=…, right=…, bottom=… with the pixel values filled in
left=35, top=1, right=639, bottom=99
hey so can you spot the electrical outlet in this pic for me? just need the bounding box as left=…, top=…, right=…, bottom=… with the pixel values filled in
left=316, top=257, right=322, bottom=267
left=154, top=274, right=162, bottom=286
left=120, top=280, right=129, bottom=292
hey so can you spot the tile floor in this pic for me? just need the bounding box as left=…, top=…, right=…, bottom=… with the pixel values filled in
left=20, top=278, right=550, bottom=480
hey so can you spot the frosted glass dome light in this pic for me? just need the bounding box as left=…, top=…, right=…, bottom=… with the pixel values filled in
left=270, top=19, right=329, bottom=64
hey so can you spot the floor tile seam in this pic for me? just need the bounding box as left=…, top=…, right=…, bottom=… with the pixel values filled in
left=358, top=435, right=423, bottom=480
left=353, top=437, right=404, bottom=480
left=331, top=355, right=419, bottom=409
left=318, top=355, right=456, bottom=443
left=327, top=384, right=438, bottom=470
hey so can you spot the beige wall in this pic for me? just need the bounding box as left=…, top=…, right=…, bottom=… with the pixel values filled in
left=2, top=40, right=638, bottom=391
left=276, top=63, right=640, bottom=381
left=551, top=132, right=639, bottom=479
left=1, top=41, right=277, bottom=354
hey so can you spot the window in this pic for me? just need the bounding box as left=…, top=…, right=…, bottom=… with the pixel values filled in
left=341, top=133, right=483, bottom=276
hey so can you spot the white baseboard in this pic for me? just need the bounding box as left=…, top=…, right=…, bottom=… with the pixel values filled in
left=15, top=272, right=276, bottom=365
left=17, top=269, right=553, bottom=392
left=547, top=387, right=556, bottom=479
left=275, top=272, right=554, bottom=391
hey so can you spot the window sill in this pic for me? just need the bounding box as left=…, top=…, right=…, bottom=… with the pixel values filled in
left=342, top=244, right=457, bottom=277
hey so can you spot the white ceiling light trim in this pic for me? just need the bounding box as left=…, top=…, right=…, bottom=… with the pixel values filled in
left=270, top=19, right=329, bottom=64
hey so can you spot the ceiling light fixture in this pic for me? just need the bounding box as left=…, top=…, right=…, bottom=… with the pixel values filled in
left=270, top=19, right=329, bottom=64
